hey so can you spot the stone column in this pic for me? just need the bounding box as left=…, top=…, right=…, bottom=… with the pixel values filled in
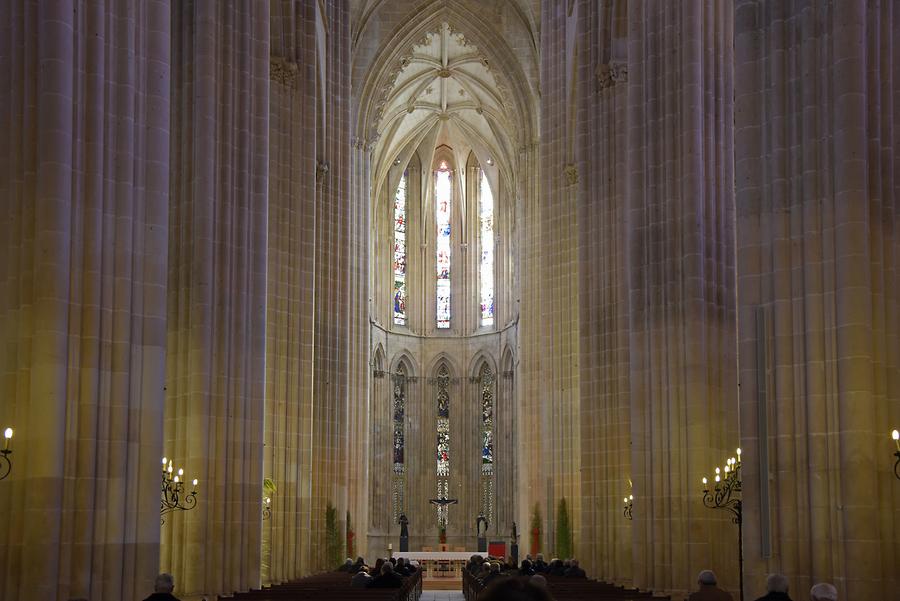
left=264, top=0, right=319, bottom=583
left=0, top=1, right=170, bottom=599
left=534, top=0, right=583, bottom=560
left=574, top=0, right=632, bottom=585
left=162, top=1, right=269, bottom=596
left=626, top=1, right=737, bottom=598
left=735, top=1, right=900, bottom=598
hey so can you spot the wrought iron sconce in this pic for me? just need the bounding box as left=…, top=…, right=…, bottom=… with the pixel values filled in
left=892, top=430, right=900, bottom=481
left=0, top=428, right=12, bottom=481
left=623, top=494, right=633, bottom=520
left=263, top=496, right=272, bottom=521
left=160, top=457, right=198, bottom=524
left=701, top=447, right=743, bottom=601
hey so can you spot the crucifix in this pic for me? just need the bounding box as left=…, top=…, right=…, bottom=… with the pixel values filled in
left=429, top=495, right=458, bottom=528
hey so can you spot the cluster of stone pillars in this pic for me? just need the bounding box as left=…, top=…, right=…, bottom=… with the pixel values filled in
left=527, top=1, right=899, bottom=600
left=0, top=1, right=360, bottom=599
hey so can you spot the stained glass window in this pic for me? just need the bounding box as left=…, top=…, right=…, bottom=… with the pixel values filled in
left=436, top=364, right=450, bottom=476
left=393, top=170, right=409, bottom=325
left=480, top=364, right=495, bottom=524
left=481, top=365, right=494, bottom=473
left=392, top=367, right=406, bottom=521
left=393, top=370, right=406, bottom=474
left=479, top=170, right=495, bottom=326
left=435, top=162, right=452, bottom=329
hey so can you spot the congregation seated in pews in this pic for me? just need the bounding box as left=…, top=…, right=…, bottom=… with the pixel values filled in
left=462, top=555, right=671, bottom=601
left=217, top=557, right=422, bottom=601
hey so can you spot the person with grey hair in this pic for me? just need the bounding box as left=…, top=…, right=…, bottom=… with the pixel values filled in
left=754, top=573, right=792, bottom=601
left=687, top=570, right=733, bottom=601
left=142, top=573, right=180, bottom=601
left=809, top=583, right=838, bottom=601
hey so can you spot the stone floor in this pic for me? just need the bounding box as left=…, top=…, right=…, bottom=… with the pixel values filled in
left=420, top=590, right=464, bottom=601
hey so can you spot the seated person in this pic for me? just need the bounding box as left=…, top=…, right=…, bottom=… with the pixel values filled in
left=143, top=573, right=181, bottom=601
left=394, top=557, right=411, bottom=576
left=351, top=556, right=366, bottom=573
left=532, top=554, right=548, bottom=573
left=688, top=570, right=733, bottom=601
left=480, top=563, right=504, bottom=586
left=564, top=559, right=586, bottom=578
left=337, top=558, right=353, bottom=572
left=351, top=567, right=372, bottom=588
left=753, top=574, right=792, bottom=601
left=519, top=559, right=536, bottom=577
left=548, top=559, right=566, bottom=576
left=368, top=562, right=404, bottom=588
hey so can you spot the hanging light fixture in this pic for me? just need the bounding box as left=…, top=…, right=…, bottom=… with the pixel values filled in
left=160, top=457, right=199, bottom=524
left=0, top=427, right=12, bottom=480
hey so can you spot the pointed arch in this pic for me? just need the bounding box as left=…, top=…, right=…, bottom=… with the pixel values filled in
left=373, top=343, right=386, bottom=372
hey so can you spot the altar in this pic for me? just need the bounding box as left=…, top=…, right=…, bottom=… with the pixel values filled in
left=394, top=551, right=474, bottom=589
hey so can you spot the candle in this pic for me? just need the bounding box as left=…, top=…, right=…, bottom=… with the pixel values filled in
left=892, top=429, right=899, bottom=451
left=3, top=427, right=11, bottom=451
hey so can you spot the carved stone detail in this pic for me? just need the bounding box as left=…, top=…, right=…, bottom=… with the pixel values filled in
left=316, top=160, right=330, bottom=184
left=564, top=164, right=579, bottom=186
left=597, top=61, right=628, bottom=90
left=271, top=57, right=299, bottom=87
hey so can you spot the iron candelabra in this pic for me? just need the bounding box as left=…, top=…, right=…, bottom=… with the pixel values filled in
left=0, top=428, right=12, bottom=481
left=701, top=447, right=743, bottom=601
left=623, top=494, right=633, bottom=521
left=263, top=496, right=272, bottom=521
left=160, top=457, right=199, bottom=524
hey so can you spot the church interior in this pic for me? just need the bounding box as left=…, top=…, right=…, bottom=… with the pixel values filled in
left=1, top=1, right=899, bottom=600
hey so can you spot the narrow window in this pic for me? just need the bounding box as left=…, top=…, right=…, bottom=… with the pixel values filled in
left=435, top=162, right=452, bottom=328
left=393, top=171, right=409, bottom=325
left=479, top=170, right=495, bottom=326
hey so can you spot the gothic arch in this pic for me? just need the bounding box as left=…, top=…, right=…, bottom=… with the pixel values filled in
left=372, top=343, right=386, bottom=371
left=468, top=351, right=498, bottom=380
left=389, top=351, right=419, bottom=379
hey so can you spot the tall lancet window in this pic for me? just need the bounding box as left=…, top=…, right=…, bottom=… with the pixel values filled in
left=479, top=364, right=495, bottom=523
left=479, top=171, right=495, bottom=326
left=391, top=366, right=407, bottom=520
left=435, top=162, right=452, bottom=328
left=435, top=364, right=451, bottom=524
left=393, top=170, right=409, bottom=325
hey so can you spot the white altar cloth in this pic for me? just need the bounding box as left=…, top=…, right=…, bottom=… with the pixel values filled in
left=395, top=551, right=475, bottom=561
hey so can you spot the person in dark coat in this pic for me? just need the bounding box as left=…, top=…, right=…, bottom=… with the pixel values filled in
left=532, top=554, right=548, bottom=573
left=518, top=559, right=536, bottom=577
left=687, top=570, right=734, bottom=601
left=548, top=559, right=566, bottom=576
left=564, top=559, right=586, bottom=578
left=338, top=558, right=353, bottom=572
left=368, top=562, right=404, bottom=588
left=142, top=574, right=181, bottom=601
left=753, top=574, right=792, bottom=601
